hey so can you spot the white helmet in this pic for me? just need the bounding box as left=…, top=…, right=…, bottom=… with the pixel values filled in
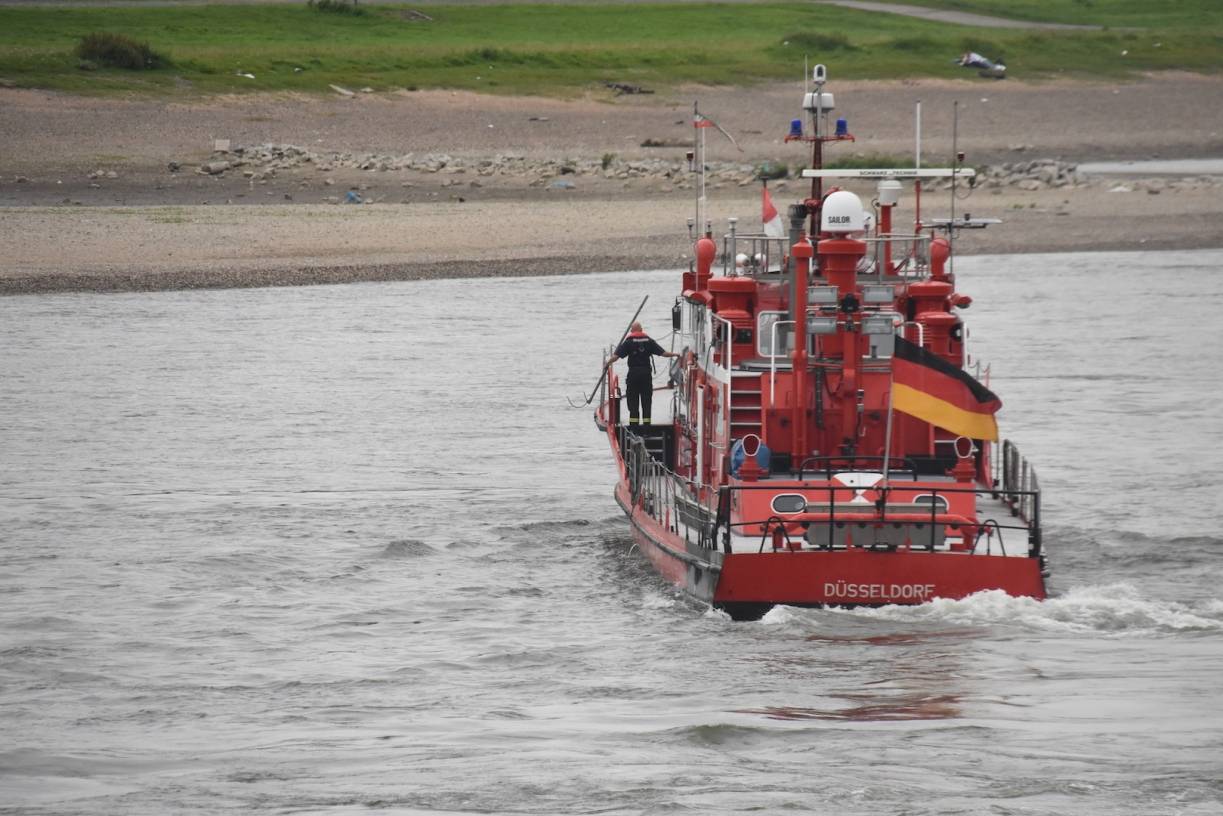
left=821, top=190, right=866, bottom=234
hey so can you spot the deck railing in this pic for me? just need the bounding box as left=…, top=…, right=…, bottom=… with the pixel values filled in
left=718, top=230, right=932, bottom=281
left=619, top=429, right=1043, bottom=560
left=709, top=481, right=1041, bottom=558
left=622, top=432, right=721, bottom=551
left=994, top=440, right=1040, bottom=521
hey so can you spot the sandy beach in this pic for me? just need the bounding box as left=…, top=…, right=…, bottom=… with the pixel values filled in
left=2, top=72, right=1222, bottom=294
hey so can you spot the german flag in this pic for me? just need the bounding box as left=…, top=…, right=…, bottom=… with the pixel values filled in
left=892, top=336, right=1001, bottom=441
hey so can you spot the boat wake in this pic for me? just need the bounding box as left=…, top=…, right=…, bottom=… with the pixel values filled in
left=836, top=584, right=1223, bottom=635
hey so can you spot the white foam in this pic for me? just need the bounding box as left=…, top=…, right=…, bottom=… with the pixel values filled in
left=851, top=584, right=1223, bottom=635
left=641, top=590, right=680, bottom=611
left=759, top=605, right=800, bottom=625
left=1201, top=598, right=1223, bottom=617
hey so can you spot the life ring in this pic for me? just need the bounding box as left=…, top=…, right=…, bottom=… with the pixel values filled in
left=954, top=435, right=977, bottom=459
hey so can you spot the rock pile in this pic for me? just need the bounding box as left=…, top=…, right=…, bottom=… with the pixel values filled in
left=199, top=143, right=729, bottom=186
left=972, top=160, right=1087, bottom=190
left=185, top=145, right=1221, bottom=193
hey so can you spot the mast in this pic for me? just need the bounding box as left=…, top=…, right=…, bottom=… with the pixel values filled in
left=808, top=64, right=827, bottom=236
left=694, top=102, right=707, bottom=237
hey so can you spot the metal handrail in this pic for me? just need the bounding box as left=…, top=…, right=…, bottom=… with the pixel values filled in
left=995, top=439, right=1039, bottom=524
left=620, top=429, right=1042, bottom=558
left=622, top=431, right=721, bottom=551
left=900, top=320, right=925, bottom=348
left=796, top=455, right=919, bottom=481
left=993, top=438, right=1042, bottom=558
left=712, top=481, right=1040, bottom=556
left=864, top=232, right=931, bottom=281
left=719, top=232, right=790, bottom=277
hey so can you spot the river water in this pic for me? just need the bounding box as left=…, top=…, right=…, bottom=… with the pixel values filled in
left=1077, top=158, right=1223, bottom=177
left=2, top=249, right=1222, bottom=815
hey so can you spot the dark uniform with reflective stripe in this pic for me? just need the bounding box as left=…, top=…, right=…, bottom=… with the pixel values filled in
left=615, top=332, right=667, bottom=424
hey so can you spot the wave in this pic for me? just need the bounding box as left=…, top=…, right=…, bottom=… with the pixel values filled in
left=488, top=516, right=623, bottom=548
left=663, top=722, right=775, bottom=746
left=379, top=539, right=434, bottom=558
left=848, top=584, right=1223, bottom=635
left=735, top=692, right=962, bottom=722
left=1043, top=527, right=1223, bottom=574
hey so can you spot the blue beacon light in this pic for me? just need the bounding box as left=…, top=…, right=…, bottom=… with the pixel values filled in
left=788, top=118, right=803, bottom=138
left=835, top=117, right=849, bottom=137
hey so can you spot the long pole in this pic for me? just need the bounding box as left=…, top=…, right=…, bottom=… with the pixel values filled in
left=583, top=295, right=649, bottom=405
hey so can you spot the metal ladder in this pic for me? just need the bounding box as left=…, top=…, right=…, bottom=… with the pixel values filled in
left=730, top=372, right=763, bottom=439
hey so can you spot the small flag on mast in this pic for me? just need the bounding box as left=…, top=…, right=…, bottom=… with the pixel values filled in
left=762, top=185, right=784, bottom=238
left=692, top=112, right=742, bottom=152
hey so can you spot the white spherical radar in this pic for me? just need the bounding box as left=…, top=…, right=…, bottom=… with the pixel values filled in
left=820, top=190, right=866, bottom=234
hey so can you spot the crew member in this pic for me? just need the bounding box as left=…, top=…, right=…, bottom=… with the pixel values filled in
left=608, top=322, right=678, bottom=425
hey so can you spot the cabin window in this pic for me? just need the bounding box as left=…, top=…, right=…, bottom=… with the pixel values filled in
left=771, top=494, right=807, bottom=514
left=913, top=494, right=949, bottom=512
left=757, top=312, right=793, bottom=357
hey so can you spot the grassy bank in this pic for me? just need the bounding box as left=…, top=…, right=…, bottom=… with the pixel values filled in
left=0, top=2, right=1219, bottom=96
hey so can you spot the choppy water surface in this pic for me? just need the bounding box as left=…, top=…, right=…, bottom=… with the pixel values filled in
left=2, top=250, right=1222, bottom=815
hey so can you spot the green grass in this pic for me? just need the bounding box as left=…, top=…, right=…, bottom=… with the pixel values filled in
left=0, top=2, right=1219, bottom=96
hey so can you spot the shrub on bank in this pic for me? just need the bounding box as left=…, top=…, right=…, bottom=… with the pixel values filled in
left=781, top=31, right=856, bottom=52
left=307, top=0, right=365, bottom=16
left=76, top=32, right=169, bottom=70
left=757, top=162, right=788, bottom=180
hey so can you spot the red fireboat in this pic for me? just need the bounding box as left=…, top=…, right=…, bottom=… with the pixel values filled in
left=592, top=66, right=1048, bottom=620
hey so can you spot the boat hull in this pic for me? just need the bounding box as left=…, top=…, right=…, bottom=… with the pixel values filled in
left=616, top=482, right=1046, bottom=620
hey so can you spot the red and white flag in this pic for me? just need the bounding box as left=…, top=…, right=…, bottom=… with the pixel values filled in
left=692, top=111, right=742, bottom=151
left=762, top=186, right=784, bottom=238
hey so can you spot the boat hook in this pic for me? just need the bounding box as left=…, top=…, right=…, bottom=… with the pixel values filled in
left=568, top=295, right=649, bottom=407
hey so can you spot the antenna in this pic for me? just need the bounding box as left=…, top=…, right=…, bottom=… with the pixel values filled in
left=950, top=100, right=958, bottom=278
left=914, top=100, right=922, bottom=227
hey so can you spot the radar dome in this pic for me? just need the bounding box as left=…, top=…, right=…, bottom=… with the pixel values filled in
left=821, top=190, right=866, bottom=234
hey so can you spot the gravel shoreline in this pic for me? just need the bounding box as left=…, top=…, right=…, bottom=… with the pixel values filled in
left=3, top=74, right=1222, bottom=295
left=0, top=254, right=682, bottom=295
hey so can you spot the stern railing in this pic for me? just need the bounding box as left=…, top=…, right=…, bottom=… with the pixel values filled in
left=710, top=480, right=1042, bottom=559
left=993, top=438, right=1042, bottom=559
left=623, top=433, right=723, bottom=552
